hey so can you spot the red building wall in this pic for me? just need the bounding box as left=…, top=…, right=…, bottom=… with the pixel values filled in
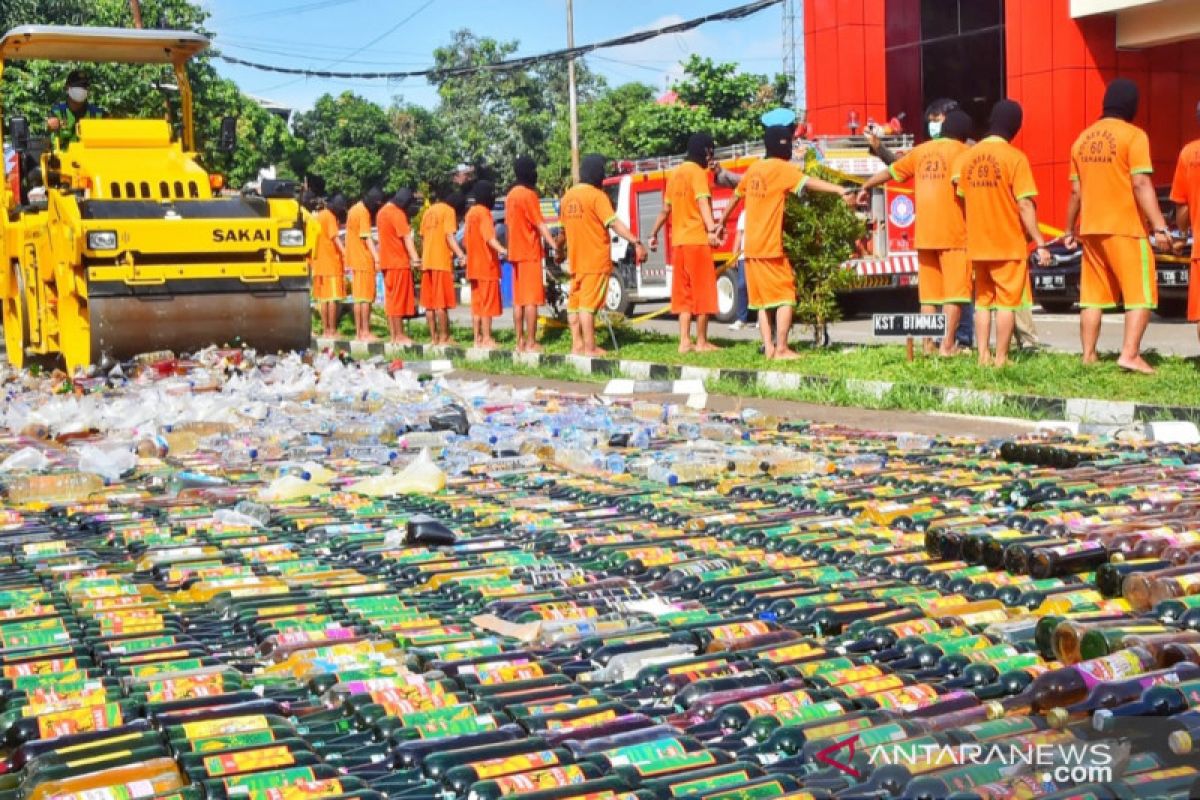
left=803, top=0, right=888, bottom=138
left=804, top=0, right=1200, bottom=228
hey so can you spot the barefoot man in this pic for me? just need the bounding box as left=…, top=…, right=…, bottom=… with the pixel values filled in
left=506, top=156, right=558, bottom=352
left=718, top=123, right=851, bottom=360
left=648, top=132, right=723, bottom=353
left=952, top=100, right=1051, bottom=367
left=560, top=154, right=646, bottom=356
left=1065, top=78, right=1172, bottom=374
left=346, top=188, right=384, bottom=342
left=858, top=109, right=973, bottom=356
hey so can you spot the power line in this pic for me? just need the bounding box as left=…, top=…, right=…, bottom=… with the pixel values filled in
left=323, top=0, right=438, bottom=71
left=215, top=0, right=782, bottom=81
left=219, top=0, right=366, bottom=24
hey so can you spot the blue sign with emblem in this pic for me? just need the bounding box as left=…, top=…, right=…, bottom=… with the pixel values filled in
left=888, top=195, right=915, bottom=229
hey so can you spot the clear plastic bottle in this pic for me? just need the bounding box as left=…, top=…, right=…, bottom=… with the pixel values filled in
left=396, top=431, right=453, bottom=450
left=5, top=472, right=104, bottom=504
left=345, top=446, right=398, bottom=465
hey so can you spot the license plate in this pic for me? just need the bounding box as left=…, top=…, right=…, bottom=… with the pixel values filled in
left=1037, top=275, right=1064, bottom=289
left=1158, top=270, right=1188, bottom=285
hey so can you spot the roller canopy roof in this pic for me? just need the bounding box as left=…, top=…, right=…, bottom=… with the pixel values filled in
left=0, top=25, right=208, bottom=63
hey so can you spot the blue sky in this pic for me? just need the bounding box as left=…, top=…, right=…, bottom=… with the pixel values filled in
left=202, top=0, right=787, bottom=113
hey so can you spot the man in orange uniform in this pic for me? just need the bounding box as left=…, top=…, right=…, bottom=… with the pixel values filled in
left=345, top=188, right=384, bottom=342
left=648, top=132, right=722, bottom=353
left=1170, top=102, right=1200, bottom=341
left=506, top=156, right=558, bottom=353
left=376, top=188, right=421, bottom=345
left=305, top=192, right=346, bottom=338
left=1065, top=79, right=1172, bottom=374
left=560, top=154, right=646, bottom=356
left=718, top=124, right=851, bottom=360
left=859, top=109, right=973, bottom=357
left=465, top=181, right=508, bottom=349
left=952, top=100, right=1051, bottom=367
left=420, top=188, right=466, bottom=345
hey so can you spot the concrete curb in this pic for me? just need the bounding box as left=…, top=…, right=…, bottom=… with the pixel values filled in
left=312, top=338, right=1198, bottom=422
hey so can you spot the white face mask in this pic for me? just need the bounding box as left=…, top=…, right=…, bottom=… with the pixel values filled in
left=928, top=120, right=943, bottom=139
left=67, top=87, right=88, bottom=104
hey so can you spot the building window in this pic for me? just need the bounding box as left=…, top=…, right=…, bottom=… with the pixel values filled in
left=887, top=0, right=1006, bottom=141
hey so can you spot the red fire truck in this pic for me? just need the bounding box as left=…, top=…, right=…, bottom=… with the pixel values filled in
left=597, top=136, right=919, bottom=322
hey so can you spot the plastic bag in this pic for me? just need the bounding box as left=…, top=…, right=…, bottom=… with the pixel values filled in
left=0, top=447, right=50, bottom=473
left=347, top=448, right=446, bottom=497
left=77, top=445, right=138, bottom=482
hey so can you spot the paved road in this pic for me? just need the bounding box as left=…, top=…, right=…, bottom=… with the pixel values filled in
left=451, top=306, right=1199, bottom=357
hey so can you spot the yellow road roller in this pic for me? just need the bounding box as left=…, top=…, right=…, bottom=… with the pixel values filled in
left=0, top=25, right=315, bottom=372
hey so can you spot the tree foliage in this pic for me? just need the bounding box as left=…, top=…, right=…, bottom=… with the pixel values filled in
left=783, top=162, right=866, bottom=343
left=1, top=0, right=296, bottom=186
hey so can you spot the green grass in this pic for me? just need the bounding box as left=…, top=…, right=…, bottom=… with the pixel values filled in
left=314, top=308, right=1198, bottom=408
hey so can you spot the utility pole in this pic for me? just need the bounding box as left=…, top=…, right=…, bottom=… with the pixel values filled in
left=130, top=0, right=144, bottom=28
left=566, top=0, right=580, bottom=183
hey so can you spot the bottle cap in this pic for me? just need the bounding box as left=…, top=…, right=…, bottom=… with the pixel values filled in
left=1045, top=707, right=1068, bottom=729
left=1169, top=730, right=1192, bottom=755
left=983, top=701, right=1005, bottom=720
left=1092, top=708, right=1112, bottom=732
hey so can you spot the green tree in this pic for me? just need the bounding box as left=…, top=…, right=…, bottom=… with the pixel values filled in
left=544, top=81, right=653, bottom=191
left=783, top=162, right=865, bottom=344
left=1, top=0, right=296, bottom=186
left=290, top=92, right=400, bottom=197
left=620, top=55, right=786, bottom=157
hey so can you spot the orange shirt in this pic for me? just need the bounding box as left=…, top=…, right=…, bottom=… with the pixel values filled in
left=665, top=161, right=713, bottom=246
left=735, top=158, right=808, bottom=259
left=464, top=205, right=500, bottom=281
left=888, top=138, right=969, bottom=250
left=952, top=137, right=1038, bottom=261
left=1071, top=118, right=1153, bottom=238
left=344, top=201, right=374, bottom=271
left=505, top=185, right=545, bottom=263
left=560, top=184, right=617, bottom=275
left=311, top=209, right=343, bottom=277
left=376, top=202, right=412, bottom=270
left=420, top=202, right=457, bottom=272
left=1171, top=139, right=1200, bottom=260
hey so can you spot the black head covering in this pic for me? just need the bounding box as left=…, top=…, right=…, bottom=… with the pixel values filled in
left=941, top=109, right=973, bottom=143
left=299, top=189, right=319, bottom=212
left=392, top=187, right=415, bottom=212
left=363, top=187, right=385, bottom=212
left=764, top=125, right=794, bottom=160
left=987, top=100, right=1023, bottom=141
left=514, top=156, right=538, bottom=189
left=686, top=132, right=715, bottom=166
left=445, top=191, right=467, bottom=220
left=472, top=180, right=496, bottom=211
left=580, top=154, right=607, bottom=188
left=1103, top=78, right=1140, bottom=122
left=328, top=193, right=348, bottom=223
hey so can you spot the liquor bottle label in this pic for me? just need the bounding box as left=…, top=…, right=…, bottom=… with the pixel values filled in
left=36, top=702, right=123, bottom=738
left=473, top=750, right=562, bottom=780
left=181, top=714, right=271, bottom=740
left=204, top=745, right=296, bottom=777
left=492, top=765, right=589, bottom=795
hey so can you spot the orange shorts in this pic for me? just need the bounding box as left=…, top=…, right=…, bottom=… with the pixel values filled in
left=568, top=272, right=609, bottom=314
left=917, top=248, right=971, bottom=305
left=974, top=259, right=1032, bottom=311
left=350, top=269, right=376, bottom=304
left=470, top=279, right=501, bottom=318
left=745, top=257, right=796, bottom=310
left=1080, top=234, right=1156, bottom=309
left=514, top=260, right=545, bottom=307
left=312, top=275, right=343, bottom=302
left=382, top=268, right=415, bottom=318
left=421, top=269, right=457, bottom=310
left=671, top=244, right=718, bottom=315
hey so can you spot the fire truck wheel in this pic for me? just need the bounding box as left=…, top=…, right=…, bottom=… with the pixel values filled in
left=713, top=267, right=739, bottom=324
left=605, top=274, right=634, bottom=316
